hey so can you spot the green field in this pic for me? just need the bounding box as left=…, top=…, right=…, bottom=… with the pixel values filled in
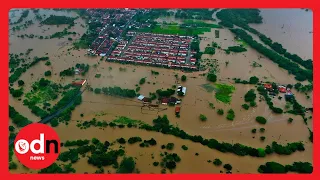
left=138, top=24, right=214, bottom=36
left=214, top=83, right=235, bottom=104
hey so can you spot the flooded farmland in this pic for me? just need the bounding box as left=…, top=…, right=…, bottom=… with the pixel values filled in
left=9, top=9, right=313, bottom=174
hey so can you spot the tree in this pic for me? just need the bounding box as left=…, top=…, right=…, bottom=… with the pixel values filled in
left=213, top=158, right=222, bottom=166
left=39, top=78, right=50, bottom=87
left=250, top=101, right=257, bottom=107
left=256, top=116, right=267, bottom=124
left=249, top=76, right=259, bottom=84
left=117, top=156, right=135, bottom=173
left=165, top=161, right=176, bottom=170
left=181, top=145, right=188, bottom=150
left=242, top=104, right=249, bottom=110
left=10, top=88, right=23, bottom=97
left=153, top=162, right=159, bottom=166
left=18, top=80, right=25, bottom=86
left=251, top=129, right=257, bottom=133
left=139, top=78, right=146, bottom=85
left=166, top=143, right=174, bottom=150
left=44, top=70, right=52, bottom=76
left=9, top=162, right=18, bottom=170
left=260, top=128, right=265, bottom=133
left=224, top=164, right=232, bottom=171
left=244, top=89, right=256, bottom=102
left=94, top=88, right=101, bottom=94
left=217, top=109, right=224, bottom=115
left=260, top=136, right=266, bottom=141
left=226, top=109, right=235, bottom=120
left=288, top=118, right=293, bottom=123
left=9, top=126, right=15, bottom=132
left=199, top=114, right=207, bottom=121
left=207, top=73, right=217, bottom=82
left=117, top=138, right=126, bottom=144
left=257, top=148, right=266, bottom=157
left=181, top=75, right=187, bottom=82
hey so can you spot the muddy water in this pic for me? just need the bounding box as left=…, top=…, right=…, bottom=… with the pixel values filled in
left=9, top=9, right=312, bottom=174
left=10, top=122, right=312, bottom=174
left=250, top=9, right=313, bottom=60
left=9, top=9, right=87, bottom=122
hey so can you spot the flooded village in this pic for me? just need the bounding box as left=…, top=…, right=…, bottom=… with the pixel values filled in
left=9, top=9, right=313, bottom=174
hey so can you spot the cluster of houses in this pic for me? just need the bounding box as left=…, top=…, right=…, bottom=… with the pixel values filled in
left=110, top=40, right=129, bottom=56
left=107, top=32, right=198, bottom=70
left=86, top=9, right=138, bottom=56
left=263, top=83, right=294, bottom=99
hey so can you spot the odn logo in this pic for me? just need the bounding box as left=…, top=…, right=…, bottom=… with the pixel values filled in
left=13, top=123, right=60, bottom=170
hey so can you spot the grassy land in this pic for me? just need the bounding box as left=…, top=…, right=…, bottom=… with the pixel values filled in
left=138, top=24, right=213, bottom=36
left=235, top=39, right=248, bottom=47
left=214, top=83, right=235, bottom=104
left=25, top=81, right=60, bottom=105
left=112, top=116, right=144, bottom=125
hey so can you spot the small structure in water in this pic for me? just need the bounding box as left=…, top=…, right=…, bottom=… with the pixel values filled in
left=175, top=106, right=181, bottom=115
left=72, top=79, right=87, bottom=87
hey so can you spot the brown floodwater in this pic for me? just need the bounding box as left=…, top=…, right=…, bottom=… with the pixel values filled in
left=9, top=9, right=312, bottom=174
left=249, top=9, right=313, bottom=60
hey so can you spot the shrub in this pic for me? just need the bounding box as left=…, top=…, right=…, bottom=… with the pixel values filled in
left=94, top=88, right=101, bottom=94
left=18, top=80, right=25, bottom=86
left=9, top=126, right=15, bottom=132
left=249, top=76, right=259, bottom=84
left=258, top=148, right=266, bottom=157
left=213, top=158, right=222, bottom=166
left=181, top=75, right=187, bottom=82
left=250, top=101, right=257, bottom=107
left=217, top=109, right=224, bottom=115
left=139, top=78, right=146, bottom=85
left=256, top=116, right=267, bottom=124
left=288, top=118, right=293, bottom=123
left=199, top=114, right=207, bottom=121
left=223, top=164, right=232, bottom=171
left=44, top=70, right=52, bottom=76
left=128, top=137, right=142, bottom=144
left=252, top=129, right=257, bottom=133
left=260, top=136, right=266, bottom=141
left=242, top=104, right=249, bottom=110
left=117, top=156, right=135, bottom=173
left=117, top=138, right=126, bottom=144
left=244, top=89, right=256, bottom=102
left=166, top=143, right=174, bottom=150
left=207, top=73, right=217, bottom=82
left=260, top=128, right=265, bottom=133
left=182, top=145, right=188, bottom=150
left=226, top=109, right=235, bottom=121
left=153, top=162, right=159, bottom=166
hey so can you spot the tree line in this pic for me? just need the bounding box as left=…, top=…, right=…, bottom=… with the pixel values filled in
left=230, top=28, right=312, bottom=82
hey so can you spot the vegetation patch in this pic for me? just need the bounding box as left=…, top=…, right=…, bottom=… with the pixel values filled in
left=9, top=106, right=32, bottom=127
left=256, top=116, right=267, bottom=124
left=258, top=161, right=313, bottom=174
left=214, top=83, right=235, bottom=104
left=41, top=15, right=76, bottom=25
left=226, top=109, right=235, bottom=121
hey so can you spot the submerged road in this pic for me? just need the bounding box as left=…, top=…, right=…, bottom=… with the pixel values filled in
left=9, top=87, right=87, bottom=145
